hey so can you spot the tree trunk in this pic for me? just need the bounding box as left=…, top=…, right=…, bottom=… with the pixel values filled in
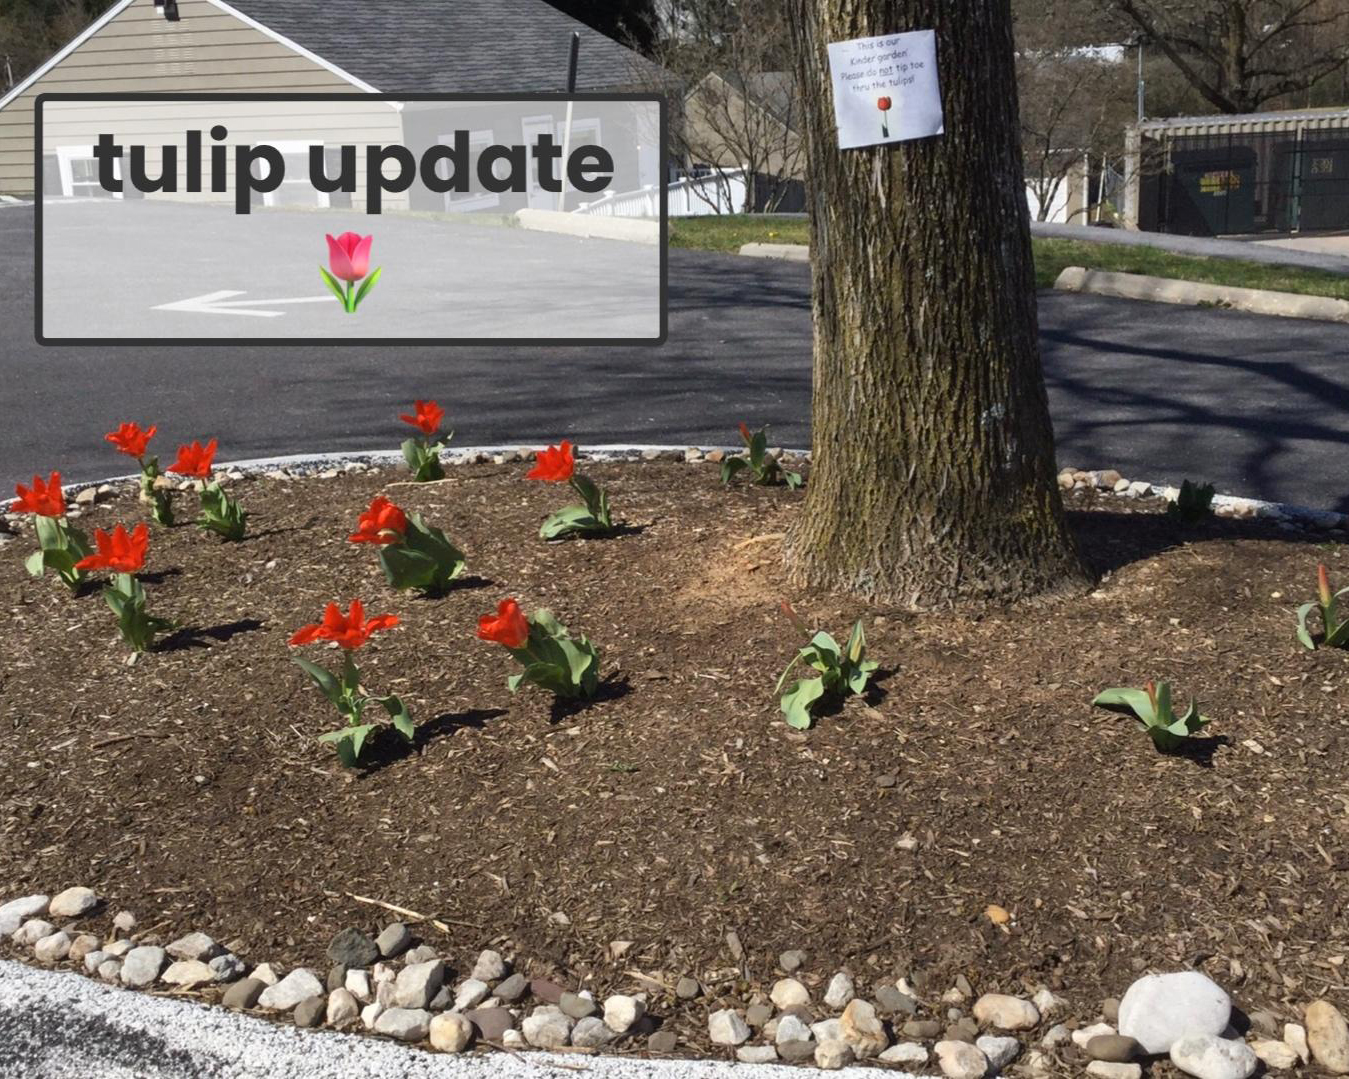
left=783, top=0, right=1091, bottom=608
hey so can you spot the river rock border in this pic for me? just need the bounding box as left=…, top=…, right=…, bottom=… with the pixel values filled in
left=2, top=446, right=1346, bottom=540
left=2, top=886, right=1348, bottom=1077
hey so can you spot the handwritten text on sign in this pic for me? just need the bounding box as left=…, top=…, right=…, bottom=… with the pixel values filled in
left=826, top=29, right=944, bottom=150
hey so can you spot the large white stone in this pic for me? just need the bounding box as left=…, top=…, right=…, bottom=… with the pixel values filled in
left=0, top=895, right=49, bottom=936
left=709, top=1009, right=751, bottom=1046
left=770, top=978, right=810, bottom=1010
left=936, top=1039, right=990, bottom=1079
left=973, top=993, right=1040, bottom=1032
left=1118, top=972, right=1231, bottom=1055
left=1170, top=1035, right=1258, bottom=1079
left=48, top=887, right=97, bottom=918
left=257, top=969, right=324, bottom=1012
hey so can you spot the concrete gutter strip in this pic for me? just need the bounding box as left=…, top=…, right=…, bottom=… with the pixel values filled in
left=1030, top=221, right=1349, bottom=277
left=0, top=960, right=891, bottom=1079
left=514, top=208, right=659, bottom=246
left=1053, top=265, right=1349, bottom=324
left=738, top=242, right=810, bottom=262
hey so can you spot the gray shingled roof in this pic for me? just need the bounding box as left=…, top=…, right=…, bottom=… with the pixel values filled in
left=227, top=0, right=666, bottom=93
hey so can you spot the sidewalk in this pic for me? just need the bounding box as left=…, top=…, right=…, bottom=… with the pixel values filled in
left=1030, top=222, right=1349, bottom=277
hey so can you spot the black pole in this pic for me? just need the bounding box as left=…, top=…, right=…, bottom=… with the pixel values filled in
left=566, top=31, right=580, bottom=93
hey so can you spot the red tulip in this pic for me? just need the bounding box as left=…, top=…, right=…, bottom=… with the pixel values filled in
left=105, top=422, right=157, bottom=459
left=13, top=472, right=66, bottom=517
left=290, top=599, right=398, bottom=650
left=1319, top=564, right=1333, bottom=607
left=75, top=522, right=149, bottom=573
left=738, top=422, right=752, bottom=443
left=527, top=441, right=576, bottom=484
left=349, top=496, right=408, bottom=545
left=166, top=438, right=217, bottom=479
left=877, top=96, right=892, bottom=111
left=326, top=232, right=374, bottom=283
left=399, top=399, right=444, bottom=437
left=477, top=598, right=530, bottom=649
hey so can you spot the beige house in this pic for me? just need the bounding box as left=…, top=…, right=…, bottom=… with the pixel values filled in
left=680, top=71, right=805, bottom=212
left=0, top=0, right=663, bottom=199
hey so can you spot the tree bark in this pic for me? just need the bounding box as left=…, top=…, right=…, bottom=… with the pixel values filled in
left=783, top=0, right=1091, bottom=608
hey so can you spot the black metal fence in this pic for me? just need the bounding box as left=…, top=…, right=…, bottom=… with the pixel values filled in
left=1142, top=123, right=1349, bottom=236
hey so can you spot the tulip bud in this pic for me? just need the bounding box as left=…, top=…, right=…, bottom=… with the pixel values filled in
left=1319, top=564, right=1333, bottom=607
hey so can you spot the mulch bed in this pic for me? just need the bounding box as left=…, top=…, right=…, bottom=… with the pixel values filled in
left=2, top=458, right=1347, bottom=1057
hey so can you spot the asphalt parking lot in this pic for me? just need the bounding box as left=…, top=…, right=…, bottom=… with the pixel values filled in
left=4, top=203, right=1349, bottom=511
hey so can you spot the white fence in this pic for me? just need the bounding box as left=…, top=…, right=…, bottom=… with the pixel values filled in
left=575, top=168, right=748, bottom=218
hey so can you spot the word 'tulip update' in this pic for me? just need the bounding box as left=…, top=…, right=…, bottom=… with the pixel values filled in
left=90, top=127, right=617, bottom=214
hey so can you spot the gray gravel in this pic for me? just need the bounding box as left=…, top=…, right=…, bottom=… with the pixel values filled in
left=0, top=960, right=898, bottom=1079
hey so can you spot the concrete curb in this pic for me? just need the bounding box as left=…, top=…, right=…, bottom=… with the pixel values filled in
left=514, top=209, right=659, bottom=246
left=1053, top=266, right=1349, bottom=324
left=738, top=242, right=809, bottom=262
left=0, top=960, right=892, bottom=1079
left=7, top=444, right=1345, bottom=536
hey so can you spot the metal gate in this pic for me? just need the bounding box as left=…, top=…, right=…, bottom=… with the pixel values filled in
left=1150, top=122, right=1349, bottom=236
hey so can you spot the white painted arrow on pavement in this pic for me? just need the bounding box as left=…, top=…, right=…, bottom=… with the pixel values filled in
left=152, top=290, right=335, bottom=318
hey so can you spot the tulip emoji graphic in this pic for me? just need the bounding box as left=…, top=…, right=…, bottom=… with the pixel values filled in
left=878, top=96, right=893, bottom=139
left=320, top=232, right=383, bottom=314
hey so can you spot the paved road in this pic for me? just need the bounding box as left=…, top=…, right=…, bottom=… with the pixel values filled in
left=5, top=205, right=1349, bottom=511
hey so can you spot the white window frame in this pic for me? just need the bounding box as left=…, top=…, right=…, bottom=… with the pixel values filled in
left=435, top=129, right=500, bottom=211
left=53, top=145, right=123, bottom=199
left=259, top=140, right=330, bottom=208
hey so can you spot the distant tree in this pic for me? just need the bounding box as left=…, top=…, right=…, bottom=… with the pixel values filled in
left=1104, top=0, right=1349, bottom=114
left=545, top=0, right=658, bottom=55
left=1, top=0, right=113, bottom=89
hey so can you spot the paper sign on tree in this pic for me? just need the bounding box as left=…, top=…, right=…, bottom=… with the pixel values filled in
left=826, top=29, right=944, bottom=150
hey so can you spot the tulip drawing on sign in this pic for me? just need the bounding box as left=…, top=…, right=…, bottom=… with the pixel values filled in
left=878, top=96, right=893, bottom=139
left=320, top=232, right=382, bottom=314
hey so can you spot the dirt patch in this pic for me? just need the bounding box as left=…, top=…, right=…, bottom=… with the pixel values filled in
left=2, top=459, right=1348, bottom=1055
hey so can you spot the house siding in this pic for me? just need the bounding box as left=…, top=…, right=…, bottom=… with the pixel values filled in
left=0, top=0, right=372, bottom=196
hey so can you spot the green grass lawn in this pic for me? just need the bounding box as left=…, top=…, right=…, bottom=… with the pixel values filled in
left=669, top=216, right=1349, bottom=301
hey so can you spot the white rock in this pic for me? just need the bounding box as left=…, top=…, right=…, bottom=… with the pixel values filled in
left=1285, top=1023, right=1310, bottom=1065
left=1073, top=1023, right=1117, bottom=1050
left=119, top=946, right=167, bottom=988
left=345, top=969, right=372, bottom=1002
left=327, top=989, right=360, bottom=1026
left=812, top=1018, right=845, bottom=1043
left=374, top=1007, right=432, bottom=1042
left=709, top=1009, right=751, bottom=1046
left=977, top=1034, right=1021, bottom=1071
left=68, top=934, right=100, bottom=963
left=1032, top=988, right=1065, bottom=1016
left=429, top=1012, right=473, bottom=1052
left=522, top=1006, right=572, bottom=1049
left=936, top=1038, right=991, bottom=1079
left=1087, top=1063, right=1142, bottom=1079
left=0, top=895, right=49, bottom=935
left=83, top=950, right=109, bottom=974
left=48, top=887, right=97, bottom=918
left=973, top=993, right=1040, bottom=1031
left=97, top=959, right=122, bottom=983
left=602, top=994, right=644, bottom=1034
left=258, top=969, right=325, bottom=1012
left=161, top=960, right=215, bottom=988
left=360, top=1001, right=384, bottom=1030
left=840, top=998, right=888, bottom=1058
left=776, top=1014, right=814, bottom=1045
left=166, top=932, right=220, bottom=962
left=34, top=932, right=72, bottom=963
left=737, top=1045, right=778, bottom=1063
left=394, top=960, right=444, bottom=1010
left=103, top=940, right=133, bottom=958
left=815, top=1040, right=855, bottom=1070
left=453, top=978, right=490, bottom=1011
left=1118, top=972, right=1231, bottom=1056
left=13, top=919, right=55, bottom=945
left=470, top=950, right=507, bottom=983
left=880, top=1042, right=930, bottom=1065
left=770, top=978, right=811, bottom=1010
left=112, top=911, right=136, bottom=936
left=1170, top=1035, right=1257, bottom=1079
left=1307, top=1000, right=1349, bottom=1073
left=252, top=962, right=281, bottom=987
left=1250, top=1039, right=1299, bottom=1070
left=824, top=971, right=856, bottom=1009
left=208, top=954, right=246, bottom=983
